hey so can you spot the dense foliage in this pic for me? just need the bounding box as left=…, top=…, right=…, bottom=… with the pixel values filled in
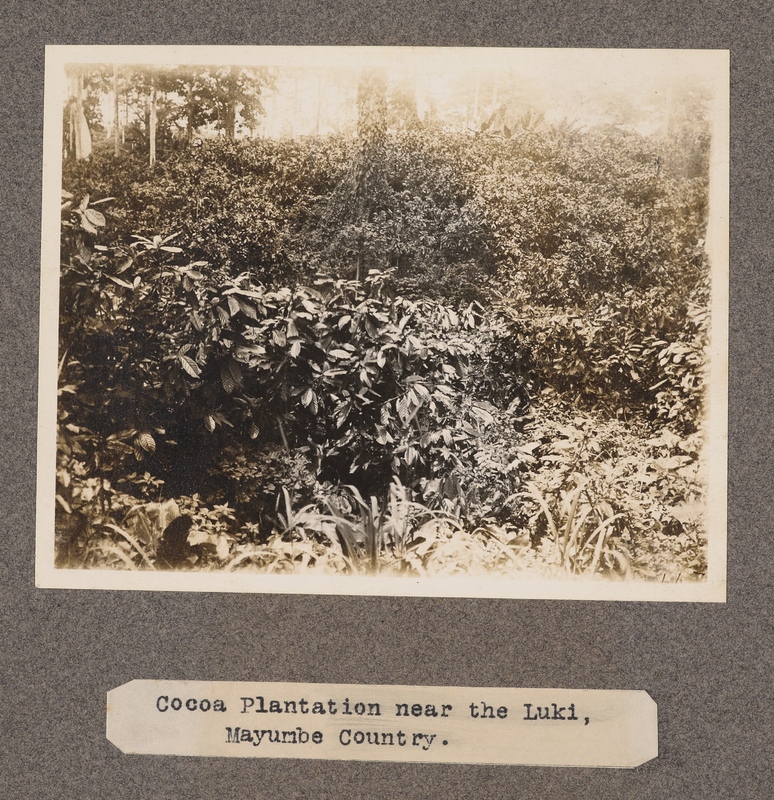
left=56, top=119, right=711, bottom=581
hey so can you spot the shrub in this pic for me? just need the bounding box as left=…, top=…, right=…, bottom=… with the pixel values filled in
left=57, top=115, right=712, bottom=579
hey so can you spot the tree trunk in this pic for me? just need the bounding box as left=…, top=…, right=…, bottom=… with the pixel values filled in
left=225, top=104, right=236, bottom=140
left=149, top=79, right=157, bottom=166
left=186, top=82, right=193, bottom=143
left=70, top=72, right=92, bottom=161
left=113, top=65, right=120, bottom=157
left=315, top=75, right=322, bottom=135
left=224, top=66, right=238, bottom=140
left=68, top=77, right=76, bottom=159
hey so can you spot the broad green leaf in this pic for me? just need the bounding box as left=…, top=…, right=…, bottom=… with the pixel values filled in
left=79, top=214, right=98, bottom=235
left=238, top=299, right=258, bottom=319
left=335, top=401, right=352, bottom=429
left=397, top=394, right=410, bottom=423
left=179, top=355, right=201, bottom=378
left=216, top=306, right=230, bottom=326
left=221, top=366, right=237, bottom=394
left=328, top=349, right=351, bottom=360
left=107, top=275, right=134, bottom=289
left=220, top=359, right=241, bottom=394
left=136, top=432, right=156, bottom=454
left=83, top=208, right=106, bottom=228
left=413, top=383, right=431, bottom=402
left=236, top=343, right=266, bottom=356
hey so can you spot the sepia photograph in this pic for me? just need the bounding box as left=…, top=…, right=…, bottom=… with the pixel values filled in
left=36, top=46, right=728, bottom=600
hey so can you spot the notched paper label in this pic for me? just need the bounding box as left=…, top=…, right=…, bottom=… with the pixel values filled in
left=107, top=680, right=657, bottom=768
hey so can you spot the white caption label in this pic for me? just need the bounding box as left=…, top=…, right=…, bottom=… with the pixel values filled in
left=107, top=680, right=657, bottom=768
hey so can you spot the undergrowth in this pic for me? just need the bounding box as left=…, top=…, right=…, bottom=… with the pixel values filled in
left=54, top=120, right=711, bottom=583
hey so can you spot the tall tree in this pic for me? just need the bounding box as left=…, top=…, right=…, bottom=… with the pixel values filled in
left=148, top=76, right=157, bottom=166
left=112, top=65, right=120, bottom=157
left=325, top=69, right=393, bottom=282
left=169, top=66, right=210, bottom=143
left=68, top=69, right=92, bottom=160
left=200, top=66, right=273, bottom=139
left=388, top=78, right=422, bottom=130
left=64, top=64, right=112, bottom=160
left=349, top=69, right=390, bottom=220
left=119, top=67, right=179, bottom=162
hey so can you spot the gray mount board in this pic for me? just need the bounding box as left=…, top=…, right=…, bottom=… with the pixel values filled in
left=0, top=2, right=770, bottom=799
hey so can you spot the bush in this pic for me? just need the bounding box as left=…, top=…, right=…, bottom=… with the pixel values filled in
left=58, top=192, right=534, bottom=531
left=492, top=279, right=708, bottom=432
left=57, top=115, right=712, bottom=579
